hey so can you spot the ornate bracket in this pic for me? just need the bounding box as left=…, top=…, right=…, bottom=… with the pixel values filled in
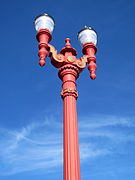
left=48, top=44, right=65, bottom=68
left=48, top=38, right=88, bottom=72
left=36, top=29, right=97, bottom=79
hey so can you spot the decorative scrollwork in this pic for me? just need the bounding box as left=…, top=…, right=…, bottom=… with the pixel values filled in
left=76, top=55, right=88, bottom=69
left=67, top=56, right=75, bottom=63
left=48, top=41, right=88, bottom=71
left=48, top=44, right=65, bottom=68
left=48, top=40, right=97, bottom=79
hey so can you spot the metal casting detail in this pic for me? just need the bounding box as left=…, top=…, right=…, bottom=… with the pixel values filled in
left=36, top=29, right=97, bottom=80
left=61, top=88, right=78, bottom=99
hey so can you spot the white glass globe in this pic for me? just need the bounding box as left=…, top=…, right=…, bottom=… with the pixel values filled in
left=78, top=27, right=97, bottom=46
left=34, top=14, right=55, bottom=33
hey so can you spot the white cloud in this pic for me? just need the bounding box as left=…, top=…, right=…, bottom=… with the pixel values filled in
left=0, top=114, right=134, bottom=176
left=79, top=115, right=134, bottom=129
left=80, top=143, right=111, bottom=159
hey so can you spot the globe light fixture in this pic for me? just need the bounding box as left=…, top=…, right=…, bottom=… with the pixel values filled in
left=77, top=26, right=97, bottom=46
left=34, top=14, right=55, bottom=33
left=34, top=13, right=98, bottom=180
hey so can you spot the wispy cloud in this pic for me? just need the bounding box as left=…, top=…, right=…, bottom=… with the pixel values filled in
left=0, top=114, right=135, bottom=176
left=80, top=143, right=110, bottom=160
left=0, top=120, right=62, bottom=175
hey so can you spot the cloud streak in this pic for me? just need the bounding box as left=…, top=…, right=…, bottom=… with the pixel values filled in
left=0, top=114, right=135, bottom=176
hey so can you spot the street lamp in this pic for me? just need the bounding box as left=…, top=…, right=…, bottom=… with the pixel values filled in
left=34, top=13, right=98, bottom=180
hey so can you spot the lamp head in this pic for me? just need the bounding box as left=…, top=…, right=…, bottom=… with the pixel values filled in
left=77, top=26, right=97, bottom=46
left=34, top=14, right=55, bottom=33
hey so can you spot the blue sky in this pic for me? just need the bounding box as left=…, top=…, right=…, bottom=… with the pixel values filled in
left=0, top=0, right=135, bottom=179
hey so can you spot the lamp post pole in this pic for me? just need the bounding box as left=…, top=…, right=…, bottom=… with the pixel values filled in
left=34, top=14, right=98, bottom=180
left=59, top=62, right=81, bottom=180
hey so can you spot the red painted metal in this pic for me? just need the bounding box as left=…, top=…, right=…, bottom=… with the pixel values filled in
left=35, top=29, right=97, bottom=180
left=36, top=29, right=52, bottom=66
left=82, top=43, right=97, bottom=80
left=59, top=64, right=80, bottom=180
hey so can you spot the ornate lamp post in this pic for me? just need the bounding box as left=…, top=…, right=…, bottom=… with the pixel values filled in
left=34, top=14, right=98, bottom=180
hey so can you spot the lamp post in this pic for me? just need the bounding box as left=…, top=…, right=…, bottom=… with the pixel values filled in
left=34, top=14, right=98, bottom=180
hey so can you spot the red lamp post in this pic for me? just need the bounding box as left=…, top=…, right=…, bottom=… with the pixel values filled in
left=34, top=14, right=98, bottom=180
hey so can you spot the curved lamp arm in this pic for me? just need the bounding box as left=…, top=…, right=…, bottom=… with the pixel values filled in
left=36, top=29, right=97, bottom=79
